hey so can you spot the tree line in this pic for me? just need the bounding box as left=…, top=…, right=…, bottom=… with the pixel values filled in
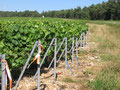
left=41, top=0, right=120, bottom=20
left=0, top=10, right=40, bottom=17
left=0, top=0, right=120, bottom=20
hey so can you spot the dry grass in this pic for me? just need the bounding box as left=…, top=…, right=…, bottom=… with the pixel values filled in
left=88, top=23, right=120, bottom=58
left=88, top=23, right=120, bottom=89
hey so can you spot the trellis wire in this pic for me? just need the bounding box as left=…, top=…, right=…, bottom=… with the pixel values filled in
left=1, top=31, right=89, bottom=90
left=33, top=38, right=55, bottom=80
left=14, top=41, right=38, bottom=90
left=48, top=37, right=66, bottom=69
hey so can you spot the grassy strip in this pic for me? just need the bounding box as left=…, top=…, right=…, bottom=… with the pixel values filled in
left=88, top=22, right=120, bottom=89
left=88, top=20, right=120, bottom=28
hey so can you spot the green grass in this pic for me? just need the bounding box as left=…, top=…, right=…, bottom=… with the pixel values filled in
left=88, top=62, right=120, bottom=90
left=88, top=72, right=120, bottom=90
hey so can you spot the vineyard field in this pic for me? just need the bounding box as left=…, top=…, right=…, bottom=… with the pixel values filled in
left=0, top=17, right=88, bottom=77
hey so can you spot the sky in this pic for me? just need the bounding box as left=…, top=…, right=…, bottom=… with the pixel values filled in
left=0, top=0, right=108, bottom=13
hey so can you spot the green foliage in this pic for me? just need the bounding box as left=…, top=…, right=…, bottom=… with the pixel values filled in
left=89, top=74, right=120, bottom=90
left=0, top=18, right=88, bottom=76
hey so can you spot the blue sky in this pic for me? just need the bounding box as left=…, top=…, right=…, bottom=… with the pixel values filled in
left=0, top=0, right=108, bottom=13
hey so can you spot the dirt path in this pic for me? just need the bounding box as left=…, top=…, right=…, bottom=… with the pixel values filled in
left=13, top=23, right=109, bottom=90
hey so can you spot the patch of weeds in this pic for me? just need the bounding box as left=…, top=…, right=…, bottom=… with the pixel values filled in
left=83, top=70, right=93, bottom=77
left=102, top=62, right=120, bottom=75
left=99, top=38, right=117, bottom=51
left=63, top=77, right=75, bottom=83
left=90, top=49, right=97, bottom=55
left=88, top=61, right=120, bottom=90
left=88, top=72, right=120, bottom=90
left=116, top=52, right=120, bottom=61
left=99, top=42, right=107, bottom=50
left=100, top=54, right=114, bottom=61
left=80, top=50, right=87, bottom=55
left=94, top=36, right=103, bottom=43
left=100, top=53, right=120, bottom=62
left=63, top=77, right=81, bottom=84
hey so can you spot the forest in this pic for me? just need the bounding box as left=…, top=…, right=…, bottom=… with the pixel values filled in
left=41, top=0, right=120, bottom=20
left=0, top=0, right=120, bottom=20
